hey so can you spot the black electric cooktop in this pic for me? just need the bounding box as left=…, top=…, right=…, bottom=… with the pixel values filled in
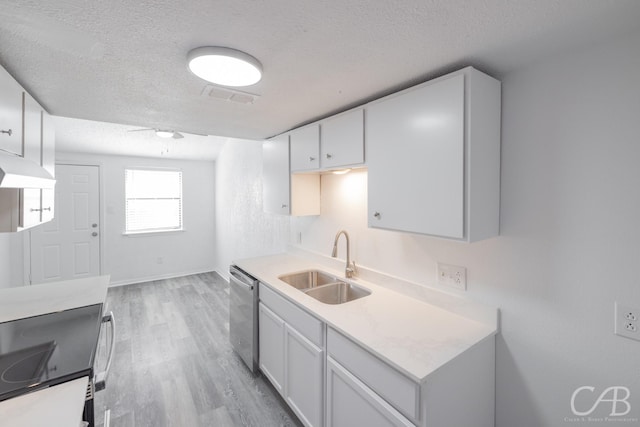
left=0, top=303, right=103, bottom=401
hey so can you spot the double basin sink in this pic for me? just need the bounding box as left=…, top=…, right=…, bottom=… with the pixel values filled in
left=278, top=270, right=371, bottom=305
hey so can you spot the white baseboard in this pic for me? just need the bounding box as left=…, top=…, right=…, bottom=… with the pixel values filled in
left=108, top=268, right=217, bottom=287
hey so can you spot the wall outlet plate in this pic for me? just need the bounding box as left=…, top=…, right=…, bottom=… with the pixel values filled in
left=615, top=302, right=640, bottom=341
left=437, top=263, right=467, bottom=291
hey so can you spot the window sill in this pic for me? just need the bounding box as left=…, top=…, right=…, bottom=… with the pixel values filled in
left=122, top=229, right=185, bottom=237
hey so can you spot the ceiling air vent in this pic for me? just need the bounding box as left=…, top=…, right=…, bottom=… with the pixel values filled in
left=200, top=84, right=260, bottom=105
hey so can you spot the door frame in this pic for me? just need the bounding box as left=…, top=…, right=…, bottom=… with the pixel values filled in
left=25, top=160, right=105, bottom=285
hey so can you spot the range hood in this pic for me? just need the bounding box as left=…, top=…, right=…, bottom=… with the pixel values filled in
left=0, top=150, right=55, bottom=189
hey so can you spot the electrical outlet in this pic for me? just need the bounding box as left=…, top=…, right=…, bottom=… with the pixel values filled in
left=437, top=263, right=467, bottom=291
left=615, top=302, right=640, bottom=341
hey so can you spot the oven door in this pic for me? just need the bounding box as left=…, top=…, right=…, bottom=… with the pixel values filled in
left=229, top=266, right=258, bottom=373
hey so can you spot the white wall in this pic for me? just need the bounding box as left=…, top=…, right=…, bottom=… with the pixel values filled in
left=213, top=139, right=290, bottom=279
left=56, top=152, right=216, bottom=285
left=215, top=30, right=640, bottom=426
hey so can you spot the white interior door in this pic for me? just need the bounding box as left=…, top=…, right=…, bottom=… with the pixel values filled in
left=30, top=164, right=100, bottom=284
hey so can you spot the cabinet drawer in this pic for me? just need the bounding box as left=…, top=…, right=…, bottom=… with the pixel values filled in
left=327, top=357, right=414, bottom=427
left=327, top=328, right=420, bottom=422
left=259, top=283, right=324, bottom=347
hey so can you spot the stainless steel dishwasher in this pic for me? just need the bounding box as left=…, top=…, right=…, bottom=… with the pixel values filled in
left=229, top=265, right=259, bottom=373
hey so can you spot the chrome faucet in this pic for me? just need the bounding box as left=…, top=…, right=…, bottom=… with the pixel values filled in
left=332, top=230, right=357, bottom=278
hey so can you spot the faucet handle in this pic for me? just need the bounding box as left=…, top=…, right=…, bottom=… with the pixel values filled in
left=346, top=261, right=358, bottom=278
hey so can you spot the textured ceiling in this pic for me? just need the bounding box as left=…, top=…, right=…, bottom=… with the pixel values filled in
left=53, top=116, right=227, bottom=160
left=1, top=0, right=640, bottom=149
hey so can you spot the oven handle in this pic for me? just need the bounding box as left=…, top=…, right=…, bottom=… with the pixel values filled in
left=95, top=311, right=115, bottom=392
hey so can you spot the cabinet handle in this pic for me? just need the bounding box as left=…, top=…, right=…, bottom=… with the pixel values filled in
left=42, top=207, right=51, bottom=212
left=30, top=208, right=41, bottom=212
left=92, top=232, right=98, bottom=237
left=281, top=204, right=288, bottom=208
left=326, top=153, right=333, bottom=159
left=373, top=211, right=381, bottom=219
left=0, top=129, right=12, bottom=136
left=309, top=156, right=316, bottom=161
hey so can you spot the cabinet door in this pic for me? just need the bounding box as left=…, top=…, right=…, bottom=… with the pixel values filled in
left=326, top=357, right=414, bottom=427
left=285, top=324, right=324, bottom=427
left=20, top=93, right=44, bottom=229
left=40, top=111, right=56, bottom=222
left=321, top=109, right=364, bottom=168
left=258, top=302, right=285, bottom=395
left=0, top=66, right=23, bottom=155
left=367, top=74, right=465, bottom=239
left=290, top=124, right=320, bottom=171
left=262, top=135, right=290, bottom=215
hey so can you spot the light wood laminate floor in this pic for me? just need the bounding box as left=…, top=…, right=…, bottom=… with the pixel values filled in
left=94, top=272, right=302, bottom=427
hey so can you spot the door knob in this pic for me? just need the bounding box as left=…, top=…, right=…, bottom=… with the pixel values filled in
left=92, top=223, right=98, bottom=228
left=92, top=232, right=98, bottom=237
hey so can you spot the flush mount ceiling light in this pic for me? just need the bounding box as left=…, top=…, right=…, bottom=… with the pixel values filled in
left=187, top=47, right=262, bottom=87
left=155, top=130, right=175, bottom=138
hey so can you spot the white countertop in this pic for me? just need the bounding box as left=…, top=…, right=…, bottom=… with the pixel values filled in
left=0, top=377, right=88, bottom=427
left=235, top=253, right=497, bottom=383
left=0, top=275, right=110, bottom=323
left=0, top=275, right=110, bottom=427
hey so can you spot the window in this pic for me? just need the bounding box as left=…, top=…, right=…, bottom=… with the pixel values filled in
left=125, top=169, right=183, bottom=233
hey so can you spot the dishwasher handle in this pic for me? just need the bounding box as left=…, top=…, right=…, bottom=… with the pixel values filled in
left=229, top=266, right=256, bottom=290
left=230, top=273, right=254, bottom=291
left=95, top=311, right=116, bottom=392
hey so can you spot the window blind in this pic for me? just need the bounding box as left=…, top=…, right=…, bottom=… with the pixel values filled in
left=125, top=169, right=183, bottom=233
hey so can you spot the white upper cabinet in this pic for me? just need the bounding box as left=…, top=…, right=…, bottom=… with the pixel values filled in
left=263, top=136, right=320, bottom=216
left=20, top=93, right=45, bottom=229
left=0, top=64, right=56, bottom=232
left=290, top=124, right=320, bottom=172
left=22, top=93, right=42, bottom=163
left=0, top=66, right=23, bottom=156
left=366, top=67, right=501, bottom=242
left=320, top=108, right=364, bottom=169
left=263, top=135, right=292, bottom=215
left=288, top=108, right=364, bottom=172
left=41, top=111, right=56, bottom=223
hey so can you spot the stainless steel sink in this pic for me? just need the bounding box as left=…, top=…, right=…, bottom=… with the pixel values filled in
left=278, top=269, right=371, bottom=304
left=278, top=270, right=340, bottom=290
left=303, top=282, right=371, bottom=305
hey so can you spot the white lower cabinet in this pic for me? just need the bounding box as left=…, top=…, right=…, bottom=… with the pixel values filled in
left=258, top=303, right=285, bottom=394
left=285, top=324, right=324, bottom=427
left=326, top=357, right=414, bottom=427
left=258, top=284, right=495, bottom=427
left=258, top=284, right=324, bottom=427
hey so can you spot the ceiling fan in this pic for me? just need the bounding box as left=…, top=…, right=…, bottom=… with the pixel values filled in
left=127, top=128, right=185, bottom=139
